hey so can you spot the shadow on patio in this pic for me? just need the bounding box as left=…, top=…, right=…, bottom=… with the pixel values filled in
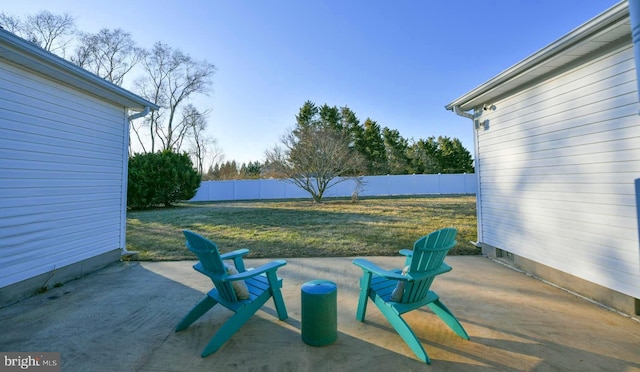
left=1, top=256, right=639, bottom=371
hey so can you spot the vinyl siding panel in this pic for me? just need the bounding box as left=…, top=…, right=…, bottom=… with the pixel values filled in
left=475, top=42, right=640, bottom=298
left=0, top=59, right=127, bottom=288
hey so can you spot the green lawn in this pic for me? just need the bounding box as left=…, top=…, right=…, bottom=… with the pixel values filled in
left=126, top=195, right=478, bottom=260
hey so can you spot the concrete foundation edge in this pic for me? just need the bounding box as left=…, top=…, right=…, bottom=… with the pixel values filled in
left=0, top=249, right=122, bottom=308
left=481, top=243, right=639, bottom=317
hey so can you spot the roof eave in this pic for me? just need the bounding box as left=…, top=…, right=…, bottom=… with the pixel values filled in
left=445, top=0, right=630, bottom=112
left=0, top=29, right=159, bottom=111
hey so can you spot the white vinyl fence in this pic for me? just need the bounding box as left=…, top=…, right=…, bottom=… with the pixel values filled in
left=190, top=174, right=476, bottom=202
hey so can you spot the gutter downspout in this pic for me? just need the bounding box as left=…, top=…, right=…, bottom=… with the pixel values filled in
left=630, top=0, right=640, bottom=109
left=452, top=106, right=483, bottom=249
left=121, top=106, right=152, bottom=259
left=629, top=1, right=640, bottom=285
left=453, top=105, right=474, bottom=120
left=128, top=106, right=151, bottom=121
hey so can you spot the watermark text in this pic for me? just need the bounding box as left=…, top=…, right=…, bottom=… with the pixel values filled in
left=0, top=353, right=60, bottom=372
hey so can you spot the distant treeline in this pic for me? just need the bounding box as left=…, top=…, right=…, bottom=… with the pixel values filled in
left=205, top=101, right=473, bottom=180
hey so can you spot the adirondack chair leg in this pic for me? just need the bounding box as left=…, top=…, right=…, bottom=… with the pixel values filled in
left=271, top=289, right=288, bottom=321
left=427, top=299, right=470, bottom=340
left=200, top=293, right=270, bottom=357
left=175, top=295, right=218, bottom=332
left=356, top=272, right=372, bottom=321
left=373, top=296, right=430, bottom=364
left=266, top=271, right=288, bottom=320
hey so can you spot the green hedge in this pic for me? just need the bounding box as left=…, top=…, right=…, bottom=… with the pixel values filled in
left=127, top=150, right=201, bottom=210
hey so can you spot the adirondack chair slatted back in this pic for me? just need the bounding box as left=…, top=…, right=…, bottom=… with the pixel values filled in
left=401, top=228, right=457, bottom=303
left=183, top=230, right=238, bottom=302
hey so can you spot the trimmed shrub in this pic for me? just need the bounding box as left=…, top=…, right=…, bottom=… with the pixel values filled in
left=128, top=150, right=201, bottom=209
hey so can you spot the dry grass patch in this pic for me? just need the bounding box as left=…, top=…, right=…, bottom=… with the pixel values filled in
left=126, top=195, right=478, bottom=260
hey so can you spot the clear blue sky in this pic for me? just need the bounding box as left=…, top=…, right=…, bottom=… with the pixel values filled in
left=4, top=0, right=622, bottom=165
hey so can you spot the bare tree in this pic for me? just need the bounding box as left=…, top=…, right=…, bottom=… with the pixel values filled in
left=179, top=104, right=221, bottom=174
left=134, top=42, right=215, bottom=153
left=0, top=11, right=75, bottom=56
left=129, top=118, right=148, bottom=156
left=0, top=13, right=22, bottom=33
left=71, top=28, right=144, bottom=85
left=265, top=126, right=364, bottom=203
left=196, top=138, right=223, bottom=177
left=28, top=11, right=75, bottom=55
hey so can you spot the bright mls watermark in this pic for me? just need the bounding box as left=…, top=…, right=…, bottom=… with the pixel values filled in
left=0, top=353, right=60, bottom=372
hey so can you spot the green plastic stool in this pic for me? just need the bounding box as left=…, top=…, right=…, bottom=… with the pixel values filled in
left=301, top=280, right=337, bottom=346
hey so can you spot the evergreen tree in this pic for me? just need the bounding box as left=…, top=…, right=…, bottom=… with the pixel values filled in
left=382, top=127, right=409, bottom=175
left=340, top=106, right=361, bottom=149
left=318, top=104, right=342, bottom=133
left=217, top=161, right=239, bottom=180
left=357, top=119, right=387, bottom=175
left=295, top=100, right=319, bottom=131
left=407, top=138, right=440, bottom=174
left=240, top=161, right=262, bottom=179
left=407, top=136, right=473, bottom=174
left=438, top=136, right=474, bottom=173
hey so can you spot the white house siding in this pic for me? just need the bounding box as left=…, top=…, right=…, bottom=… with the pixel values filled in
left=0, top=59, right=127, bottom=288
left=475, top=40, right=640, bottom=299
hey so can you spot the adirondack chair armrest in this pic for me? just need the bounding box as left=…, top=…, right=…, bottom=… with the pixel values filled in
left=226, top=259, right=287, bottom=281
left=352, top=258, right=408, bottom=281
left=220, top=249, right=250, bottom=271
left=193, top=262, right=227, bottom=281
left=220, top=249, right=250, bottom=260
left=399, top=249, right=413, bottom=257
left=405, top=262, right=452, bottom=281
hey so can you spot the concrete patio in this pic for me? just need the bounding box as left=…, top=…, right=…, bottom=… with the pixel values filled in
left=0, top=255, right=639, bottom=371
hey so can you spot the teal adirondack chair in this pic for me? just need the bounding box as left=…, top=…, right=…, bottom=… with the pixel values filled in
left=176, top=230, right=289, bottom=357
left=352, top=228, right=469, bottom=364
